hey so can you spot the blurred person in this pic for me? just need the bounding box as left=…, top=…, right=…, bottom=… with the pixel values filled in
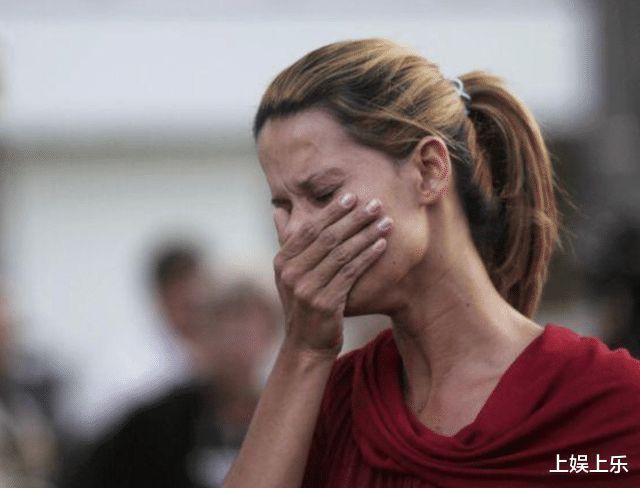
left=148, top=242, right=216, bottom=384
left=64, top=279, right=279, bottom=488
left=188, top=281, right=281, bottom=485
left=588, top=215, right=640, bottom=358
left=0, top=287, right=58, bottom=488
left=59, top=241, right=212, bottom=485
left=224, top=38, right=640, bottom=487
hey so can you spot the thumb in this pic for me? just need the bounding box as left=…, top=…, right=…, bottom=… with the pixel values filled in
left=272, top=208, right=289, bottom=247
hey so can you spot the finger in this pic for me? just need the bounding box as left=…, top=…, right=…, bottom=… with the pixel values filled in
left=288, top=198, right=385, bottom=275
left=302, top=215, right=392, bottom=289
left=279, top=191, right=357, bottom=259
left=318, top=237, right=387, bottom=309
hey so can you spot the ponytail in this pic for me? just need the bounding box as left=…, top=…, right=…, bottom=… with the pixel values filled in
left=459, top=71, right=561, bottom=317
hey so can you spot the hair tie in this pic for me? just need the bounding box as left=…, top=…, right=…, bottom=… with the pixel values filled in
left=449, top=77, right=471, bottom=115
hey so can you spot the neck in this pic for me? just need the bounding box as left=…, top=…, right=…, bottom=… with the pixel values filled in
left=388, top=239, right=542, bottom=414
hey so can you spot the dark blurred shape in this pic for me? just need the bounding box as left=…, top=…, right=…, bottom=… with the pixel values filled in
left=150, top=241, right=214, bottom=361
left=587, top=214, right=640, bottom=358
left=0, top=289, right=58, bottom=488
left=63, top=278, right=279, bottom=488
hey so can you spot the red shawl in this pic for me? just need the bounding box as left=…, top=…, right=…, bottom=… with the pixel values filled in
left=302, top=323, right=640, bottom=487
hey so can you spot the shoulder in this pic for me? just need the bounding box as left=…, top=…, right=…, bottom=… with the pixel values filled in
left=132, top=382, right=206, bottom=421
left=580, top=334, right=640, bottom=400
left=100, top=382, right=206, bottom=446
left=546, top=323, right=640, bottom=383
left=545, top=324, right=640, bottom=424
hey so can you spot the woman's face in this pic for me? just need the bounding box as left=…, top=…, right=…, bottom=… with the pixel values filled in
left=256, top=107, right=434, bottom=315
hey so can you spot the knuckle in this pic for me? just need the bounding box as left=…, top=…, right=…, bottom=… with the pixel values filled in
left=280, top=266, right=297, bottom=288
left=341, top=262, right=358, bottom=280
left=273, top=254, right=285, bottom=274
left=310, top=296, right=333, bottom=315
left=298, top=221, right=317, bottom=242
left=318, top=229, right=339, bottom=249
left=293, top=283, right=312, bottom=303
left=330, top=245, right=350, bottom=266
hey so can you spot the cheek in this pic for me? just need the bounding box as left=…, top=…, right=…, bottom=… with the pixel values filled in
left=383, top=181, right=427, bottom=257
left=383, top=218, right=428, bottom=275
left=344, top=232, right=425, bottom=315
left=348, top=216, right=427, bottom=297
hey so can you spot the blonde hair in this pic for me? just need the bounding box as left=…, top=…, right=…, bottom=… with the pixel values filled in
left=254, top=38, right=564, bottom=318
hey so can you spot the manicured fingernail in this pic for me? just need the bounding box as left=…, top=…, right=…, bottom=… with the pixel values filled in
left=340, top=193, right=356, bottom=208
left=365, top=198, right=381, bottom=214
left=377, top=216, right=393, bottom=232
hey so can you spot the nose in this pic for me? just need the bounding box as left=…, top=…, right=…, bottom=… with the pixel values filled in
left=279, top=203, right=317, bottom=245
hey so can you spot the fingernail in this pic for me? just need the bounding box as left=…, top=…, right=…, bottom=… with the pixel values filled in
left=372, top=238, right=386, bottom=251
left=340, top=193, right=356, bottom=208
left=377, top=216, right=393, bottom=231
left=365, top=198, right=381, bottom=214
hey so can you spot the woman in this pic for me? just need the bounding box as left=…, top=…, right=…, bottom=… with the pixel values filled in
left=223, top=38, right=640, bottom=487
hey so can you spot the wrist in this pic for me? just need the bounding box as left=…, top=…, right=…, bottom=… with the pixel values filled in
left=279, top=338, right=339, bottom=367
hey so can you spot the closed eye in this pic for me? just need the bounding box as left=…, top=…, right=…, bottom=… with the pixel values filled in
left=270, top=198, right=291, bottom=212
left=313, top=188, right=337, bottom=204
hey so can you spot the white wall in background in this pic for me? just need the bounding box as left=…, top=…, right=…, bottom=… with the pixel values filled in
left=0, top=10, right=598, bottom=141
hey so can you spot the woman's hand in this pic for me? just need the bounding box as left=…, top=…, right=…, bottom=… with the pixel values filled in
left=272, top=192, right=393, bottom=357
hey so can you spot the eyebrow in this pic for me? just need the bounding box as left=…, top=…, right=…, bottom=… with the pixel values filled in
left=270, top=167, right=346, bottom=206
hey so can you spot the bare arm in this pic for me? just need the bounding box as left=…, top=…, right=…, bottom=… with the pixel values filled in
left=223, top=191, right=393, bottom=487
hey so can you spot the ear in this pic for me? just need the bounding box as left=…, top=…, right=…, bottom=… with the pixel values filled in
left=410, top=135, right=451, bottom=205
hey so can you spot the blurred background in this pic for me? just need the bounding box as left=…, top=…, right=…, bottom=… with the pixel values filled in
left=0, top=1, right=638, bottom=487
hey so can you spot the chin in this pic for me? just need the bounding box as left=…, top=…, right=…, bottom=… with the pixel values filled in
left=343, top=269, right=387, bottom=316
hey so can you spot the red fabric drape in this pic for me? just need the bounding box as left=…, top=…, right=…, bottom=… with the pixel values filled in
left=302, top=323, right=640, bottom=487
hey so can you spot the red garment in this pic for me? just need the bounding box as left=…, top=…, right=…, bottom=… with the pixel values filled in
left=302, top=323, right=640, bottom=487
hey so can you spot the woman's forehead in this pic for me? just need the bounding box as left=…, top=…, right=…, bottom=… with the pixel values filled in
left=256, top=108, right=397, bottom=194
left=257, top=109, right=353, bottom=167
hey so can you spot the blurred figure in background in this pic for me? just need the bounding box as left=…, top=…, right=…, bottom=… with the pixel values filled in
left=64, top=277, right=280, bottom=488
left=588, top=214, right=640, bottom=358
left=187, top=281, right=281, bottom=486
left=0, top=286, right=58, bottom=488
left=149, top=241, right=216, bottom=386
